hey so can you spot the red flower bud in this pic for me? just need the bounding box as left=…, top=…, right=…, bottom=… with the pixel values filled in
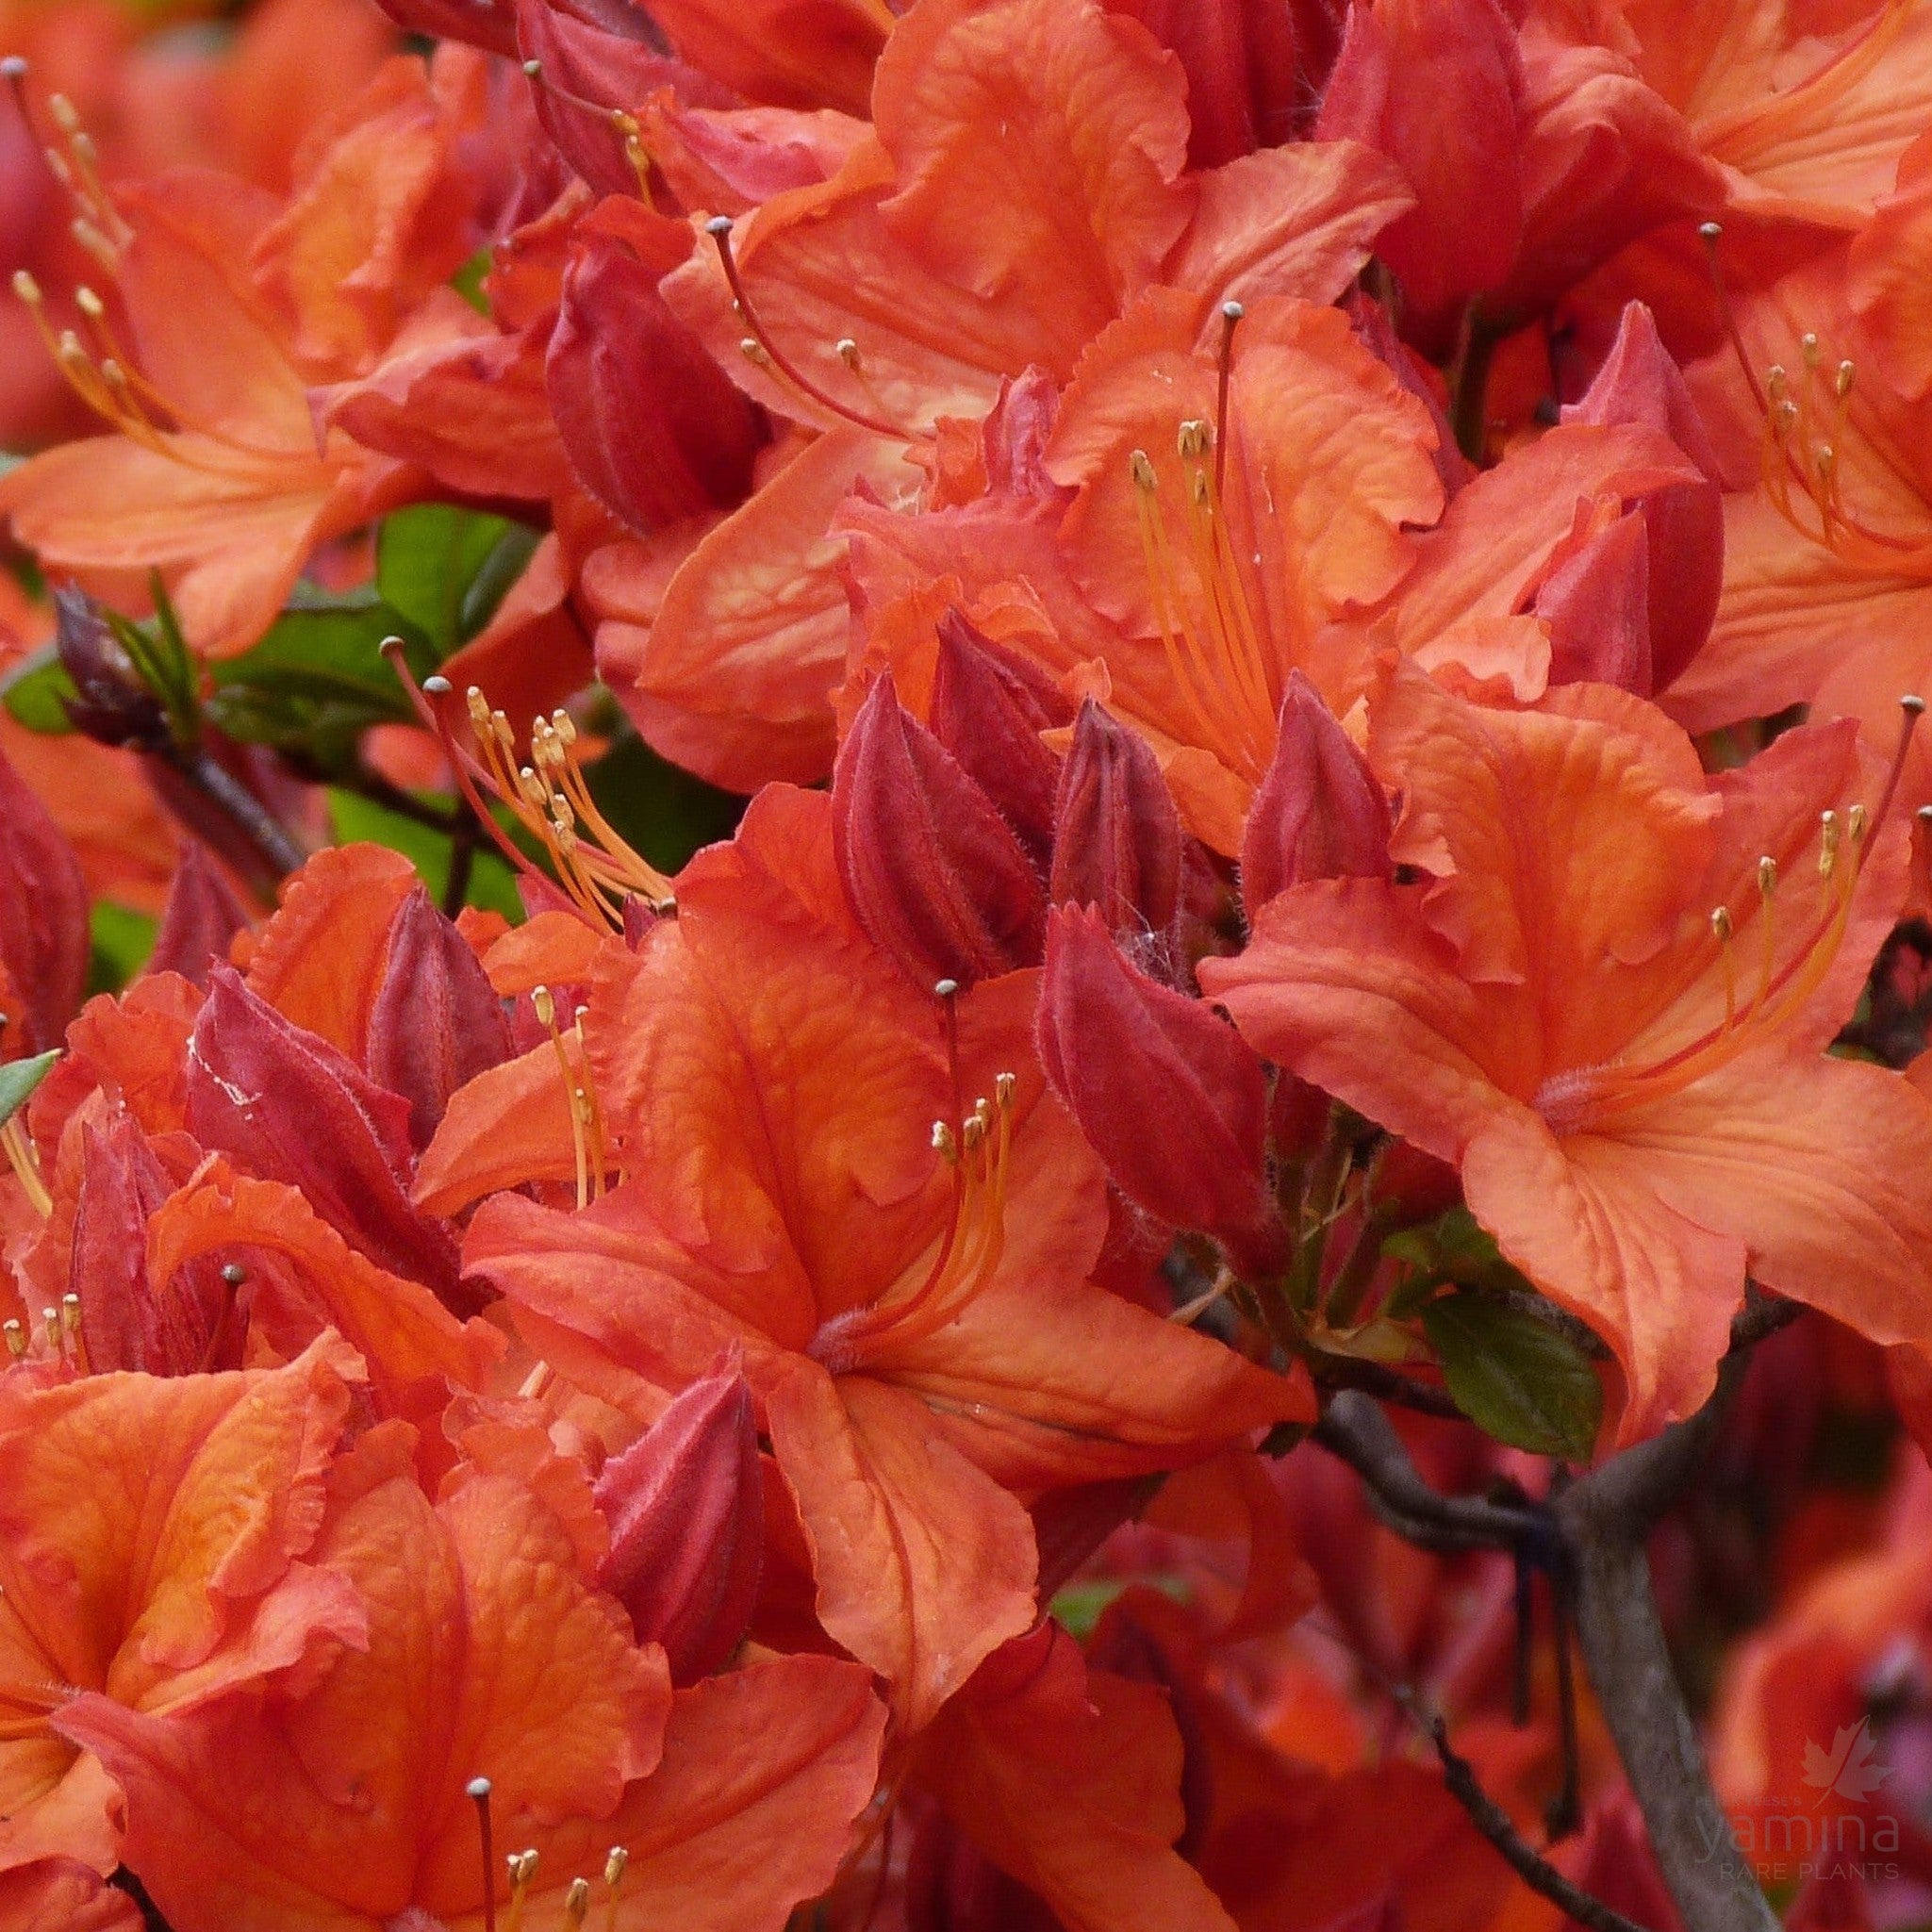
left=1036, top=905, right=1282, bottom=1271
left=1049, top=702, right=1181, bottom=944
left=367, top=888, right=514, bottom=1151
left=593, top=1362, right=764, bottom=1684
left=73, top=1115, right=241, bottom=1376
left=928, top=609, right=1068, bottom=872
left=833, top=670, right=1046, bottom=987
left=0, top=740, right=89, bottom=1057
left=548, top=223, right=762, bottom=533
left=147, top=844, right=249, bottom=991
left=186, top=966, right=470, bottom=1310
left=1560, top=300, right=1722, bottom=692
left=1535, top=511, right=1652, bottom=693
left=1240, top=671, right=1391, bottom=921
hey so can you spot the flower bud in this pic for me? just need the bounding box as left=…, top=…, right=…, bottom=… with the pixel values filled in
left=53, top=584, right=166, bottom=749
left=0, top=739, right=89, bottom=1057
left=366, top=888, right=514, bottom=1151
left=1049, top=702, right=1181, bottom=943
left=186, top=966, right=469, bottom=1309
left=147, top=843, right=249, bottom=990
left=833, top=670, right=1046, bottom=987
left=549, top=226, right=761, bottom=533
left=73, top=1115, right=240, bottom=1376
left=928, top=609, right=1067, bottom=872
left=593, top=1362, right=764, bottom=1684
left=1239, top=672, right=1391, bottom=921
left=1560, top=300, right=1722, bottom=692
left=1534, top=511, right=1652, bottom=693
left=1036, top=905, right=1283, bottom=1272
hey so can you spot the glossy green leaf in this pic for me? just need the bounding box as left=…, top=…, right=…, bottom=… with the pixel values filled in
left=1422, top=1288, right=1603, bottom=1460
left=87, top=903, right=157, bottom=999
left=0, top=645, right=77, bottom=735
left=0, top=1049, right=58, bottom=1129
left=376, top=505, right=537, bottom=657
left=584, top=731, right=745, bottom=876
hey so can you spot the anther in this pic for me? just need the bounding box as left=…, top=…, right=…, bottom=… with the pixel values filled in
left=1710, top=906, right=1734, bottom=942
left=41, top=1308, right=59, bottom=1356
left=1801, top=331, right=1821, bottom=367
left=995, top=1070, right=1016, bottom=1107
left=1766, top=364, right=1788, bottom=401
left=1819, top=809, right=1841, bottom=878
left=932, top=1120, right=958, bottom=1163
left=45, top=91, right=76, bottom=134
left=10, top=270, right=38, bottom=305
left=604, top=1848, right=628, bottom=1886
left=1849, top=802, right=1869, bottom=843
left=2, top=1320, right=22, bottom=1359
left=1129, top=448, right=1158, bottom=491
left=1837, top=359, right=1857, bottom=399
left=1177, top=419, right=1212, bottom=461
left=533, top=984, right=556, bottom=1029
left=74, top=286, right=102, bottom=320
left=1758, top=855, right=1778, bottom=897
left=564, top=1878, right=591, bottom=1925
left=738, top=337, right=771, bottom=367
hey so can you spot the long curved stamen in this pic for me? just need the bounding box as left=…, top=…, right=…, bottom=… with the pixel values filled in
left=704, top=215, right=910, bottom=441
left=1, top=1115, right=50, bottom=1220
left=1538, top=696, right=1924, bottom=1132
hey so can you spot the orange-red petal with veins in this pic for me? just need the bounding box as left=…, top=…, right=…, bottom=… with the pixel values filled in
left=607, top=428, right=919, bottom=790
left=242, top=843, right=417, bottom=1058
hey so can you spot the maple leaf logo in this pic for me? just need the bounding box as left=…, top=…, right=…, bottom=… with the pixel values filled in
left=1802, top=1720, right=1892, bottom=1806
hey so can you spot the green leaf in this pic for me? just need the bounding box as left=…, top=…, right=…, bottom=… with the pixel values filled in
left=327, top=788, right=522, bottom=919
left=1422, top=1288, right=1603, bottom=1460
left=206, top=603, right=426, bottom=773
left=0, top=645, right=77, bottom=735
left=87, top=903, right=157, bottom=999
left=377, top=505, right=536, bottom=658
left=450, top=246, right=492, bottom=315
left=0, top=1049, right=58, bottom=1128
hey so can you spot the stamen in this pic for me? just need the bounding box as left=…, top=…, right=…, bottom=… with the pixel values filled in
left=535, top=985, right=593, bottom=1210
left=1, top=1116, right=50, bottom=1220
left=61, top=1295, right=87, bottom=1376
left=603, top=1847, right=628, bottom=1932
left=1818, top=809, right=1841, bottom=879
left=1709, top=905, right=1737, bottom=1031
left=3, top=1321, right=23, bottom=1360
left=504, top=1850, right=538, bottom=1932
left=467, top=1778, right=498, bottom=1932
left=41, top=1308, right=61, bottom=1362
left=564, top=1877, right=591, bottom=1927
left=703, top=216, right=907, bottom=440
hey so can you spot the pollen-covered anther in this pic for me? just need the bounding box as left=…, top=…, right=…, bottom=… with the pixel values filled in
left=1801, top=330, right=1822, bottom=368
left=2, top=1320, right=24, bottom=1360
left=10, top=271, right=39, bottom=305
left=503, top=1850, right=539, bottom=1932
left=1757, top=854, right=1778, bottom=898
left=1836, top=358, right=1857, bottom=399
left=1819, top=809, right=1841, bottom=879
left=1130, top=447, right=1159, bottom=491
left=931, top=1120, right=958, bottom=1164
left=41, top=1308, right=59, bottom=1359
left=1177, top=418, right=1213, bottom=461
left=564, top=1877, right=591, bottom=1925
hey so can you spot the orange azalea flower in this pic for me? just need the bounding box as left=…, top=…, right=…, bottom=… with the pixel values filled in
left=1610, top=0, right=1932, bottom=227
left=1672, top=245, right=1932, bottom=811
left=0, top=47, right=501, bottom=657
left=461, top=785, right=1304, bottom=1727
left=0, top=1335, right=365, bottom=1877
left=1201, top=670, right=1932, bottom=1443
left=609, top=0, right=1414, bottom=788
left=835, top=290, right=1445, bottom=855
left=59, top=1418, right=885, bottom=1930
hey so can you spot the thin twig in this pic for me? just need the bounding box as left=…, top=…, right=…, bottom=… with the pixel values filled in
left=157, top=745, right=305, bottom=879
left=1310, top=1352, right=1465, bottom=1419
left=1417, top=1704, right=1655, bottom=1932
